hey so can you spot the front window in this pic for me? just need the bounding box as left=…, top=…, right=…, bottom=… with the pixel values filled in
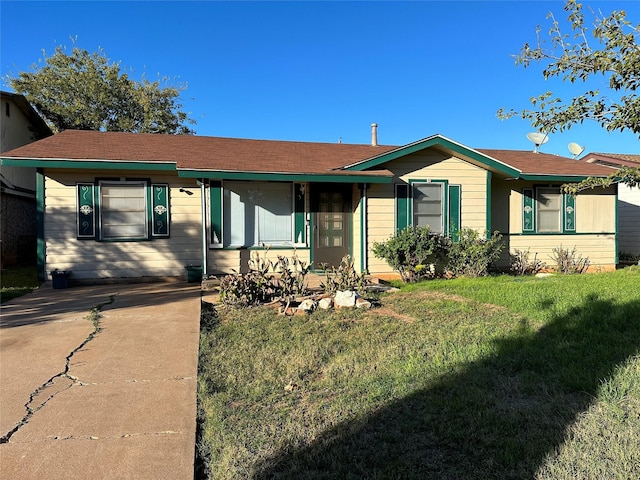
left=413, top=182, right=444, bottom=233
left=223, top=181, right=293, bottom=246
left=100, top=182, right=148, bottom=240
left=536, top=187, right=562, bottom=233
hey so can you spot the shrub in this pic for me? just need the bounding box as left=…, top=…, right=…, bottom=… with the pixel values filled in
left=551, top=245, right=590, bottom=274
left=372, top=225, right=449, bottom=282
left=320, top=255, right=369, bottom=295
left=219, top=250, right=311, bottom=306
left=510, top=248, right=546, bottom=275
left=446, top=228, right=504, bottom=277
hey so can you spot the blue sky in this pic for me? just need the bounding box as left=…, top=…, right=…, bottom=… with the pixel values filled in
left=2, top=1, right=638, bottom=156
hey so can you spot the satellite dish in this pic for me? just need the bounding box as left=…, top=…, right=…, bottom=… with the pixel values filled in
left=526, top=132, right=549, bottom=153
left=568, top=142, right=585, bottom=159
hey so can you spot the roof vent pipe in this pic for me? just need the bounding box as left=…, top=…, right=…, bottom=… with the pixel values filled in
left=371, top=123, right=378, bottom=147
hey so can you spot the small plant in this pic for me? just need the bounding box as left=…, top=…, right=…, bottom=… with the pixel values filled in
left=510, top=248, right=546, bottom=275
left=372, top=225, right=449, bottom=282
left=551, top=245, right=590, bottom=274
left=219, top=249, right=311, bottom=306
left=320, top=255, right=369, bottom=295
left=446, top=228, right=504, bottom=277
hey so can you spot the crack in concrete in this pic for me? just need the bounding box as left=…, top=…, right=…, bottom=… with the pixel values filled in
left=0, top=295, right=116, bottom=444
left=47, top=431, right=181, bottom=441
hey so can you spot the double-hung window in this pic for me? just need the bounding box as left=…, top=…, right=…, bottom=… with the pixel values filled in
left=100, top=182, right=148, bottom=240
left=210, top=181, right=306, bottom=248
left=522, top=187, right=575, bottom=234
left=396, top=180, right=460, bottom=237
left=76, top=180, right=169, bottom=241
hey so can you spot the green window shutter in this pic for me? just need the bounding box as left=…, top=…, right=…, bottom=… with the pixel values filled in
left=564, top=193, right=576, bottom=232
left=210, top=180, right=223, bottom=245
left=522, top=188, right=535, bottom=233
left=396, top=183, right=409, bottom=233
left=77, top=183, right=96, bottom=239
left=294, top=183, right=306, bottom=245
left=151, top=184, right=170, bottom=237
left=448, top=184, right=461, bottom=241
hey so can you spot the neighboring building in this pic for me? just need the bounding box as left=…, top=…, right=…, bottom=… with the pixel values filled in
left=0, top=91, right=53, bottom=266
left=582, top=153, right=640, bottom=257
left=0, top=129, right=618, bottom=283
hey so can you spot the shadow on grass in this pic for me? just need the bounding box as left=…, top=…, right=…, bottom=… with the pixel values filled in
left=251, top=294, right=640, bottom=479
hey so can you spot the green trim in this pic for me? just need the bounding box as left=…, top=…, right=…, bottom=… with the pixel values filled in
left=615, top=188, right=619, bottom=264
left=219, top=246, right=311, bottom=251
left=0, top=158, right=175, bottom=171
left=359, top=187, right=365, bottom=273
left=395, top=184, right=410, bottom=233
left=151, top=184, right=170, bottom=237
left=344, top=135, right=521, bottom=178
left=563, top=193, right=576, bottom=233
left=36, top=170, right=45, bottom=282
left=76, top=183, right=96, bottom=239
left=485, top=171, right=492, bottom=237
left=209, top=181, right=222, bottom=245
left=294, top=183, right=306, bottom=245
left=178, top=169, right=392, bottom=183
left=522, top=188, right=535, bottom=233
left=448, top=184, right=461, bottom=241
left=507, top=232, right=616, bottom=236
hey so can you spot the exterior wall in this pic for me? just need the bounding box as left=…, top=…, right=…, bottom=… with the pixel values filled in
left=0, top=193, right=36, bottom=265
left=1, top=96, right=40, bottom=191
left=497, top=181, right=617, bottom=269
left=366, top=151, right=489, bottom=274
left=43, top=170, right=203, bottom=280
left=618, top=184, right=640, bottom=256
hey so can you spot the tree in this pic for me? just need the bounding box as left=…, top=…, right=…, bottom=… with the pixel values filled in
left=498, top=0, right=639, bottom=191
left=8, top=45, right=196, bottom=135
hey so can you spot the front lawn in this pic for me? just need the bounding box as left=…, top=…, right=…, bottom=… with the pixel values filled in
left=0, top=265, right=40, bottom=304
left=196, top=267, right=640, bottom=479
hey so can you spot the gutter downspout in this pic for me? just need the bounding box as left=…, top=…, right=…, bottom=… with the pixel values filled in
left=200, top=180, right=208, bottom=277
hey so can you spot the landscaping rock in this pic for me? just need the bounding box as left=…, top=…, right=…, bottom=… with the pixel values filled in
left=355, top=297, right=372, bottom=309
left=334, top=290, right=356, bottom=308
left=318, top=297, right=334, bottom=310
left=298, top=299, right=316, bottom=312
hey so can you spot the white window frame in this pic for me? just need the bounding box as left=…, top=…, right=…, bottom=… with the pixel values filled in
left=222, top=181, right=295, bottom=247
left=412, top=181, right=445, bottom=234
left=98, top=180, right=149, bottom=240
left=536, top=187, right=562, bottom=233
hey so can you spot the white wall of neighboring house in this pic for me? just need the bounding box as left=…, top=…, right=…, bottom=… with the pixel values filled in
left=618, top=183, right=640, bottom=256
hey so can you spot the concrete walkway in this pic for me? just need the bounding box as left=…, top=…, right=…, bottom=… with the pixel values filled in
left=0, top=282, right=201, bottom=479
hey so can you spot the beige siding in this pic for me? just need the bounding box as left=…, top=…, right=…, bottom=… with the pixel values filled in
left=365, top=152, right=488, bottom=275
left=619, top=185, right=640, bottom=255
left=504, top=234, right=616, bottom=269
left=44, top=170, right=202, bottom=280
left=208, top=248, right=311, bottom=275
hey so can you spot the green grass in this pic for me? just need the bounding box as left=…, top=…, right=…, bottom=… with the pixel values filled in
left=196, top=267, right=640, bottom=479
left=0, top=265, right=40, bottom=304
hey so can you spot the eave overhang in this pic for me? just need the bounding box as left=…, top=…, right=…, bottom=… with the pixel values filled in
left=177, top=169, right=393, bottom=183
left=0, top=157, right=176, bottom=171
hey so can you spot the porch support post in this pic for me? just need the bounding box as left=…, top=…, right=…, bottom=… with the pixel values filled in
left=360, top=183, right=368, bottom=273
left=200, top=180, right=208, bottom=277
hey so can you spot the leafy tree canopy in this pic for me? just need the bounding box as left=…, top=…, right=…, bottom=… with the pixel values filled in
left=498, top=0, right=639, bottom=191
left=8, top=45, right=196, bottom=135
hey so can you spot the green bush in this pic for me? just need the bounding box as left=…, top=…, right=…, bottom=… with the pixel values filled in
left=446, top=228, right=504, bottom=277
left=373, top=225, right=449, bottom=282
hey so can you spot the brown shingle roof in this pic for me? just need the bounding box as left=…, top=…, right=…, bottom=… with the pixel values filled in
left=478, top=149, right=615, bottom=177
left=1, top=129, right=617, bottom=178
left=1, top=130, right=397, bottom=175
left=582, top=152, right=640, bottom=168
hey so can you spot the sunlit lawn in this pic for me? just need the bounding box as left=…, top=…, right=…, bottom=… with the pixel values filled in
left=196, top=267, right=640, bottom=479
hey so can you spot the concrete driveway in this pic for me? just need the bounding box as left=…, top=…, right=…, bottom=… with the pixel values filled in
left=0, top=282, right=201, bottom=479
